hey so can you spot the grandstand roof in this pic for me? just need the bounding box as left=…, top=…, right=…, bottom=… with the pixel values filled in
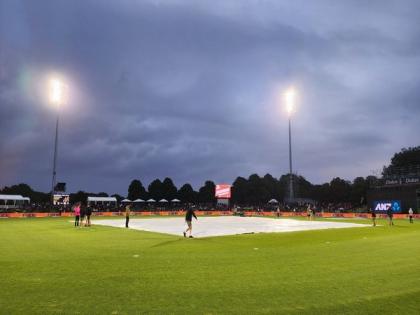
left=87, top=196, right=117, bottom=202
left=0, top=194, right=30, bottom=201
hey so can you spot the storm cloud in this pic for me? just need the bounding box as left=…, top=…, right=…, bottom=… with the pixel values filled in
left=1, top=0, right=419, bottom=194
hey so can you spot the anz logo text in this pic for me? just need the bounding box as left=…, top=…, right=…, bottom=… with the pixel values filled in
left=374, top=201, right=401, bottom=212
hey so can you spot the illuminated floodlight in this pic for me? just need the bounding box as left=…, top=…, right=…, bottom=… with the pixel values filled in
left=48, top=75, right=67, bottom=210
left=285, top=88, right=295, bottom=116
left=49, top=78, right=65, bottom=106
left=284, top=86, right=297, bottom=202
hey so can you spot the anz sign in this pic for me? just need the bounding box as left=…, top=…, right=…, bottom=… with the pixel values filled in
left=373, top=200, right=402, bottom=213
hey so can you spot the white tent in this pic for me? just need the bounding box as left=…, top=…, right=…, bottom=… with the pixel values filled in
left=147, top=199, right=156, bottom=202
left=268, top=199, right=279, bottom=204
left=0, top=194, right=27, bottom=201
left=159, top=199, right=168, bottom=203
left=87, top=196, right=117, bottom=204
left=0, top=194, right=30, bottom=209
left=133, top=199, right=145, bottom=203
left=171, top=198, right=181, bottom=202
left=121, top=199, right=131, bottom=203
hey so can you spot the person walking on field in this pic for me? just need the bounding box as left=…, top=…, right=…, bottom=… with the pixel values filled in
left=307, top=205, right=312, bottom=221
left=408, top=208, right=414, bottom=223
left=387, top=206, right=394, bottom=226
left=80, top=204, right=86, bottom=227
left=125, top=204, right=131, bottom=228
left=183, top=206, right=198, bottom=238
left=86, top=204, right=93, bottom=227
left=73, top=202, right=81, bottom=227
left=370, top=207, right=376, bottom=227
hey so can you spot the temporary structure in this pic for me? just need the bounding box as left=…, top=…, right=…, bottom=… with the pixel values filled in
left=268, top=199, right=279, bottom=204
left=0, top=194, right=29, bottom=201
left=0, top=194, right=30, bottom=209
left=171, top=199, right=181, bottom=202
left=159, top=199, right=168, bottom=203
left=121, top=199, right=131, bottom=203
left=133, top=199, right=145, bottom=203
left=87, top=196, right=118, bottom=206
left=147, top=199, right=156, bottom=202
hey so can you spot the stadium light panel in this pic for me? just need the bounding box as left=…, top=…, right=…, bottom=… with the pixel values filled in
left=50, top=78, right=65, bottom=106
left=285, top=88, right=295, bottom=116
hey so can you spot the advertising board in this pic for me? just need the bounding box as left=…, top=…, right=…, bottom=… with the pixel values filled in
left=373, top=200, right=402, bottom=213
left=215, top=184, right=231, bottom=199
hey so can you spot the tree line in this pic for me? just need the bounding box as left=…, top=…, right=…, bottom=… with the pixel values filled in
left=1, top=146, right=418, bottom=206
left=0, top=175, right=372, bottom=206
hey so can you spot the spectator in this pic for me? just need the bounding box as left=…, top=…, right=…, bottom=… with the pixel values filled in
left=125, top=204, right=131, bottom=228
left=408, top=208, right=414, bottom=224
left=73, top=202, right=81, bottom=227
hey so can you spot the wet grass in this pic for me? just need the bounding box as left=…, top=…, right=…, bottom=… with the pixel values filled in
left=0, top=217, right=419, bottom=314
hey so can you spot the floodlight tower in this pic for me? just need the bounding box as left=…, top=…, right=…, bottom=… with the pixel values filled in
left=49, top=78, right=65, bottom=209
left=285, top=88, right=295, bottom=202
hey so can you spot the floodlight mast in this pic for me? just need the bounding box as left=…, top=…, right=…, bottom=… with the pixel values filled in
left=285, top=88, right=295, bottom=202
left=49, top=79, right=65, bottom=209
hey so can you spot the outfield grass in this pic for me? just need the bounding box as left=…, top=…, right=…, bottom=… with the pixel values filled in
left=0, top=217, right=419, bottom=314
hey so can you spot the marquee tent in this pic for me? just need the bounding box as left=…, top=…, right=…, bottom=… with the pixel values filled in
left=87, top=196, right=117, bottom=205
left=0, top=194, right=30, bottom=209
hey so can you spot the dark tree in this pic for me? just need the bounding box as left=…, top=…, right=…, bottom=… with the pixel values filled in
left=1, top=183, right=34, bottom=197
left=127, top=179, right=147, bottom=200
left=383, top=146, right=420, bottom=176
left=111, top=194, right=124, bottom=203
left=232, top=176, right=248, bottom=205
left=366, top=175, right=379, bottom=188
left=296, top=175, right=313, bottom=199
left=329, top=177, right=351, bottom=203
left=161, top=177, right=177, bottom=200
left=1, top=183, right=49, bottom=203
left=350, top=177, right=368, bottom=205
left=247, top=174, right=270, bottom=205
left=279, top=174, right=299, bottom=200
left=311, top=183, right=330, bottom=203
left=178, top=183, right=197, bottom=203
left=70, top=191, right=88, bottom=205
left=198, top=180, right=216, bottom=204
left=148, top=179, right=163, bottom=200
left=390, top=146, right=420, bottom=168
left=262, top=174, right=282, bottom=201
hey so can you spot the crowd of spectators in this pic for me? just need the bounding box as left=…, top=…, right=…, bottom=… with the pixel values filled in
left=1, top=201, right=362, bottom=213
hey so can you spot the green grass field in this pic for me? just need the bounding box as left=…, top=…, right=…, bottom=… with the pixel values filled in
left=1, top=217, right=419, bottom=314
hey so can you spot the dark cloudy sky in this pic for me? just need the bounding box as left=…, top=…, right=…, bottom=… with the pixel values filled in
left=1, top=0, right=419, bottom=195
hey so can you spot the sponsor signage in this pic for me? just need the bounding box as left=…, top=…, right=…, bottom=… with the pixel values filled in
left=385, top=177, right=420, bottom=186
left=215, top=184, right=231, bottom=199
left=373, top=200, right=402, bottom=213
left=406, top=177, right=420, bottom=184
